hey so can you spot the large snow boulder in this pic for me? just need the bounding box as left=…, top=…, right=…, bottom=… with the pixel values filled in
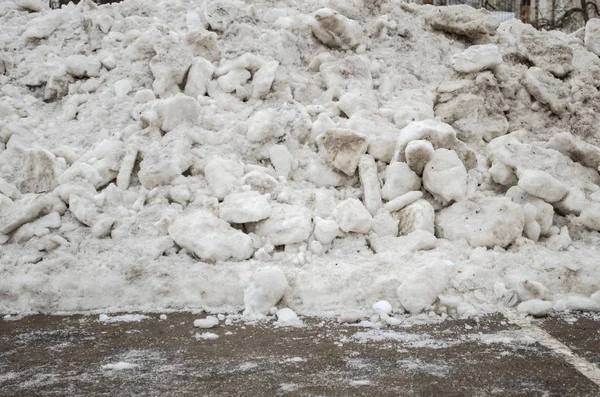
left=219, top=191, right=271, bottom=223
left=168, top=211, right=254, bottom=262
left=435, top=196, right=524, bottom=248
left=254, top=204, right=312, bottom=246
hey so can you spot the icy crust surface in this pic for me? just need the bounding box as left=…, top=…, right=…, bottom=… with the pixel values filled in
left=1, top=0, right=600, bottom=317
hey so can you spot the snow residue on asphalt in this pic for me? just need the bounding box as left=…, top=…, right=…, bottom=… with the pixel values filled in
left=1, top=0, right=600, bottom=319
left=471, top=330, right=537, bottom=345
left=351, top=330, right=456, bottom=349
left=98, top=314, right=148, bottom=323
left=101, top=362, right=139, bottom=370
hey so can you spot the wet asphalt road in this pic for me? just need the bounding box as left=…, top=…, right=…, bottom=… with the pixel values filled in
left=1, top=312, right=599, bottom=396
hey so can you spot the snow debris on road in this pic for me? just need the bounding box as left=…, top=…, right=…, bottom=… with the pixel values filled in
left=1, top=0, right=600, bottom=320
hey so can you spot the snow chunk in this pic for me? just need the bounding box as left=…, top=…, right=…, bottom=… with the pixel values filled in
left=517, top=299, right=553, bottom=317
left=168, top=210, right=254, bottom=262
left=308, top=8, right=361, bottom=49
left=150, top=35, right=193, bottom=98
left=184, top=57, right=215, bottom=99
left=384, top=191, right=423, bottom=213
left=347, top=111, right=399, bottom=162
left=0, top=194, right=63, bottom=235
left=247, top=108, right=286, bottom=142
left=428, top=5, right=499, bottom=39
left=114, top=79, right=133, bottom=97
left=423, top=149, right=467, bottom=203
left=405, top=140, right=435, bottom=176
left=370, top=230, right=437, bottom=254
left=219, top=191, right=271, bottom=223
left=317, top=129, right=368, bottom=176
left=254, top=204, right=311, bottom=246
left=585, top=19, right=600, bottom=56
left=155, top=93, right=201, bottom=133
left=23, top=9, right=71, bottom=40
left=203, top=0, right=239, bottom=32
left=194, top=316, right=219, bottom=329
left=358, top=155, right=382, bottom=216
left=333, top=198, right=372, bottom=234
left=204, top=158, right=244, bottom=199
left=516, top=280, right=548, bottom=301
left=275, top=308, right=303, bottom=327
left=451, top=44, right=502, bottom=73
left=517, top=169, right=568, bottom=203
left=435, top=196, right=524, bottom=248
left=65, top=55, right=101, bottom=78
left=69, top=194, right=98, bottom=227
left=519, top=31, right=572, bottom=77
left=313, top=217, right=339, bottom=244
left=252, top=60, right=278, bottom=99
left=381, top=162, right=421, bottom=201
left=521, top=67, right=569, bottom=115
left=217, top=68, right=251, bottom=92
left=244, top=266, right=288, bottom=318
left=195, top=332, right=219, bottom=340
left=397, top=260, right=452, bottom=314
left=138, top=134, right=192, bottom=189
left=372, top=300, right=393, bottom=316
left=397, top=199, right=435, bottom=236
left=579, top=203, right=600, bottom=231
left=269, top=145, right=293, bottom=179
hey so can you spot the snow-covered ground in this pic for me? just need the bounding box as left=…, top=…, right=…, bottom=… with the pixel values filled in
left=1, top=0, right=600, bottom=319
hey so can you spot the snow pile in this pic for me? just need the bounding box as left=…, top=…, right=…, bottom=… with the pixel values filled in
left=1, top=0, right=600, bottom=319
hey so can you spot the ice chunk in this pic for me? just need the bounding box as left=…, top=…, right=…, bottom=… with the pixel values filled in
left=313, top=216, right=339, bottom=244
left=333, top=198, right=372, bottom=234
left=308, top=8, right=361, bottom=49
left=517, top=299, right=552, bottom=317
left=204, top=158, right=244, bottom=199
left=451, top=44, right=503, bottom=73
left=396, top=199, right=435, bottom=236
left=358, top=155, right=382, bottom=216
left=219, top=191, right=271, bottom=223
left=435, top=196, right=524, bottom=248
left=517, top=169, right=568, bottom=203
left=254, top=204, right=312, bottom=246
left=316, top=129, right=368, bottom=176
left=275, top=308, right=303, bottom=327
left=194, top=316, right=219, bottom=329
left=184, top=57, right=215, bottom=99
left=168, top=210, right=254, bottom=262
left=243, top=266, right=288, bottom=318
left=396, top=260, right=452, bottom=314
left=422, top=149, right=467, bottom=203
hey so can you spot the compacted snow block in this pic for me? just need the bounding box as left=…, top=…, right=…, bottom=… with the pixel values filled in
left=396, top=199, right=435, bottom=236
left=243, top=266, right=288, bottom=318
left=427, top=5, right=499, bottom=39
left=333, top=198, right=373, bottom=234
left=219, top=191, right=271, bottom=223
left=381, top=162, right=421, bottom=201
left=435, top=196, right=524, bottom=248
left=316, top=129, right=368, bottom=176
left=397, top=260, right=453, bottom=314
left=204, top=158, right=244, bottom=199
left=451, top=44, right=503, bottom=74
left=254, top=204, right=312, bottom=246
left=422, top=148, right=467, bottom=202
left=308, top=8, right=361, bottom=49
left=585, top=19, right=600, bottom=56
left=168, top=211, right=254, bottom=262
left=517, top=169, right=568, bottom=203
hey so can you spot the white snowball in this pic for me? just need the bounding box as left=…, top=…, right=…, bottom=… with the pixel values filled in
left=194, top=316, right=219, bottom=329
left=372, top=300, right=393, bottom=316
left=275, top=308, right=303, bottom=327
